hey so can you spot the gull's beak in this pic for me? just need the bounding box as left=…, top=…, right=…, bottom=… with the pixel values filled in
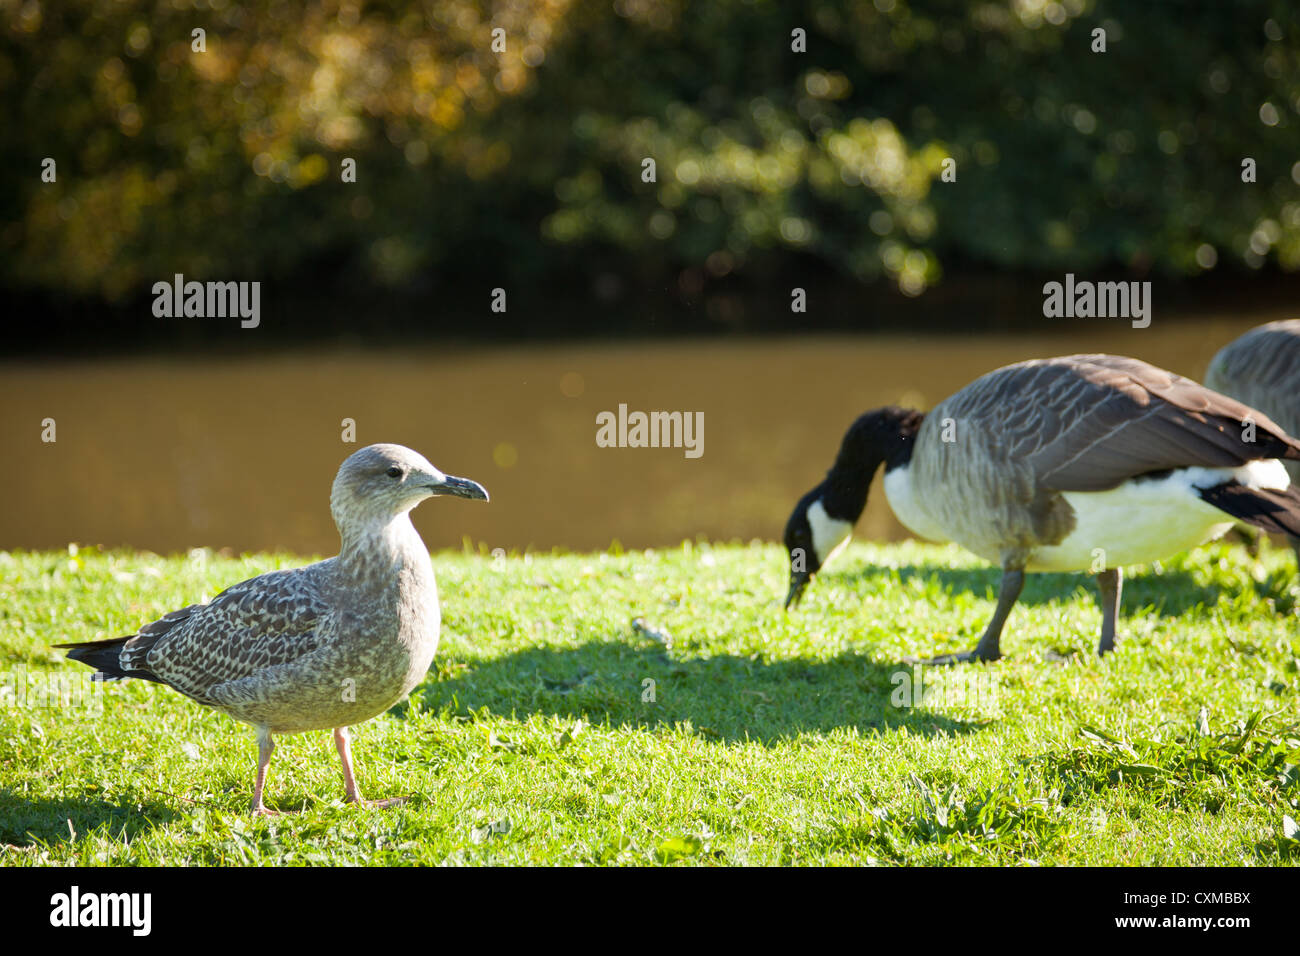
left=784, top=570, right=810, bottom=610
left=427, top=473, right=489, bottom=501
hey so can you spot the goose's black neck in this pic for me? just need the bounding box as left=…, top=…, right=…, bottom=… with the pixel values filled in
left=821, top=406, right=925, bottom=522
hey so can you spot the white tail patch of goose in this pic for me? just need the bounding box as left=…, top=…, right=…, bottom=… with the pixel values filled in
left=1028, top=463, right=1285, bottom=572
left=808, top=499, right=852, bottom=568
left=1234, top=457, right=1290, bottom=491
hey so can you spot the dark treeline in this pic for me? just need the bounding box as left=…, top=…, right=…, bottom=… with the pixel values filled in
left=2, top=0, right=1298, bottom=350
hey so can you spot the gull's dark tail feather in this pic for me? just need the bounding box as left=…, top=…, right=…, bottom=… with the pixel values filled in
left=1199, top=482, right=1300, bottom=538
left=55, top=636, right=166, bottom=684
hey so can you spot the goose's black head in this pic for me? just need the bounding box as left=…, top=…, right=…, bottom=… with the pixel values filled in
left=784, top=482, right=841, bottom=608
left=783, top=406, right=924, bottom=609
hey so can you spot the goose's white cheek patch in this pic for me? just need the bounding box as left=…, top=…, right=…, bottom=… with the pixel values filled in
left=808, top=500, right=852, bottom=569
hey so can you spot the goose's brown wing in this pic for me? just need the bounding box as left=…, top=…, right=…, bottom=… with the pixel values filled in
left=978, top=355, right=1300, bottom=492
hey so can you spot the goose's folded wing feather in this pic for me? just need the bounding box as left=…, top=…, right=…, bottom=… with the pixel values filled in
left=1001, top=355, right=1300, bottom=492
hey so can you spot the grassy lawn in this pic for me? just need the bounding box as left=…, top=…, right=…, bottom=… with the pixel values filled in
left=1, top=540, right=1298, bottom=866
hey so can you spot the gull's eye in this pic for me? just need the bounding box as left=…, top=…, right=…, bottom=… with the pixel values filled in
left=386, top=466, right=403, bottom=479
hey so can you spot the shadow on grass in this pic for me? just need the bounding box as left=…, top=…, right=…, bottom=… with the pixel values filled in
left=1254, top=835, right=1299, bottom=863
left=832, top=563, right=1242, bottom=618
left=0, top=789, right=179, bottom=848
left=1250, top=568, right=1300, bottom=615
left=409, top=637, right=991, bottom=746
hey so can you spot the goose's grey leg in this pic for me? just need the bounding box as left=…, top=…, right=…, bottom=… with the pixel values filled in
left=1095, top=567, right=1122, bottom=656
left=335, top=726, right=407, bottom=809
left=927, top=568, right=1024, bottom=664
left=251, top=727, right=277, bottom=816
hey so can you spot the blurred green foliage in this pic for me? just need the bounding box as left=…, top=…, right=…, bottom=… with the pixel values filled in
left=2, top=0, right=1298, bottom=306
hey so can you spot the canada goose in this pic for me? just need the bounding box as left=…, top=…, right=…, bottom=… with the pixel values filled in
left=58, top=444, right=489, bottom=814
left=783, top=354, right=1300, bottom=662
left=1205, top=320, right=1300, bottom=560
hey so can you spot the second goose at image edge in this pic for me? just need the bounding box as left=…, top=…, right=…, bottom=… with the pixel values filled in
left=1205, top=319, right=1300, bottom=562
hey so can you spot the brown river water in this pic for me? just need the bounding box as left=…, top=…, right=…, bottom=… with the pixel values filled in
left=0, top=314, right=1288, bottom=556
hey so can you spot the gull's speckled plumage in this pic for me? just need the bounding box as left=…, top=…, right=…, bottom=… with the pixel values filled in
left=59, top=443, right=488, bottom=812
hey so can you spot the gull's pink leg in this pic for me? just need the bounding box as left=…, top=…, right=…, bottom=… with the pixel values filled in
left=251, top=727, right=278, bottom=816
left=334, top=726, right=362, bottom=802
left=334, top=726, right=407, bottom=809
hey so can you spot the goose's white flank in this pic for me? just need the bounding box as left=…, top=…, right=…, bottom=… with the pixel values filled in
left=59, top=443, right=488, bottom=814
left=784, top=354, right=1300, bottom=662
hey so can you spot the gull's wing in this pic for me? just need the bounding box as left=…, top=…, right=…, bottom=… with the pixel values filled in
left=120, top=563, right=334, bottom=705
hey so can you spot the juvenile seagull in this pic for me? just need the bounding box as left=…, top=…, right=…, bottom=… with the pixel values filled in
left=783, top=354, right=1300, bottom=662
left=58, top=444, right=488, bottom=814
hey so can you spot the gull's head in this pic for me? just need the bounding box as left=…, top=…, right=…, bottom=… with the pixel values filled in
left=331, top=443, right=489, bottom=524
